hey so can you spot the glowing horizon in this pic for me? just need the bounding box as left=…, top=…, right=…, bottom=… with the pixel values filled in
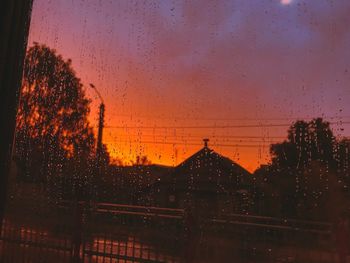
left=27, top=0, right=350, bottom=173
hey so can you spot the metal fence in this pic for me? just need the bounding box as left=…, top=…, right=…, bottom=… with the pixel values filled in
left=0, top=205, right=341, bottom=263
left=0, top=219, right=72, bottom=263
left=0, top=219, right=181, bottom=263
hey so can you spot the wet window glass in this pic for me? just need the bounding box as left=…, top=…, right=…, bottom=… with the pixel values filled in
left=1, top=0, right=350, bottom=262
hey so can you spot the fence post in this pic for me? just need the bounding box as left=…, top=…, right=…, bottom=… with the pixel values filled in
left=72, top=201, right=83, bottom=263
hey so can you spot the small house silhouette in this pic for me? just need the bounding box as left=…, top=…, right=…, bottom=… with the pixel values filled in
left=147, top=139, right=255, bottom=216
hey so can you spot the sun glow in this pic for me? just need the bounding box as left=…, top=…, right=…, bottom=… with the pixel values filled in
left=280, top=0, right=293, bottom=5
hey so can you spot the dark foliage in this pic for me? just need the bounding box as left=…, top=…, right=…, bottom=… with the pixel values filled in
left=255, top=118, right=350, bottom=220
left=15, top=43, right=96, bottom=192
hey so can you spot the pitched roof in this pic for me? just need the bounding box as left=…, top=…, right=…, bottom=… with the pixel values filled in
left=163, top=146, right=253, bottom=193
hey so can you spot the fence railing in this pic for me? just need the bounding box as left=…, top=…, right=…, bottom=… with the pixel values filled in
left=0, top=204, right=340, bottom=263
left=0, top=219, right=72, bottom=263
left=0, top=219, right=181, bottom=263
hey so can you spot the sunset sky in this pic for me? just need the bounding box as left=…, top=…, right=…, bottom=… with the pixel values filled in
left=28, top=0, right=350, bottom=172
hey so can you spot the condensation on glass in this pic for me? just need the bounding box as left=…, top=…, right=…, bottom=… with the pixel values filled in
left=1, top=1, right=349, bottom=262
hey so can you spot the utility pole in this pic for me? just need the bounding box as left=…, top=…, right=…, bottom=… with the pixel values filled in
left=71, top=83, right=106, bottom=263
left=96, top=103, right=105, bottom=160
left=89, top=83, right=105, bottom=161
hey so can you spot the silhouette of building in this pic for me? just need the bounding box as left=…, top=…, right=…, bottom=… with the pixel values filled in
left=143, top=139, right=255, bottom=216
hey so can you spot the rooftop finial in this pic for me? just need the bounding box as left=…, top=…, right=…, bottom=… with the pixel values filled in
left=203, top=138, right=209, bottom=148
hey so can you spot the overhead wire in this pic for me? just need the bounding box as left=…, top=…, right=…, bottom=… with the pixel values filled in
left=104, top=121, right=350, bottom=130
left=104, top=140, right=273, bottom=148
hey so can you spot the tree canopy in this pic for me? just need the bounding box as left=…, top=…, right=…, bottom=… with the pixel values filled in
left=255, top=118, right=349, bottom=220
left=270, top=118, right=336, bottom=171
left=15, top=43, right=96, bottom=181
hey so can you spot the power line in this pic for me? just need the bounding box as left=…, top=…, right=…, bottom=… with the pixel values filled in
left=104, top=136, right=279, bottom=143
left=104, top=121, right=350, bottom=130
left=105, top=124, right=291, bottom=129
left=106, top=113, right=350, bottom=122
left=103, top=132, right=287, bottom=139
left=104, top=140, right=271, bottom=148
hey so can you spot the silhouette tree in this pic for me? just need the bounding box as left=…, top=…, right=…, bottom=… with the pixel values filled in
left=256, top=118, right=342, bottom=219
left=270, top=118, right=335, bottom=171
left=308, top=118, right=336, bottom=168
left=336, top=138, right=350, bottom=188
left=133, top=155, right=152, bottom=166
left=15, top=43, right=95, bottom=182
